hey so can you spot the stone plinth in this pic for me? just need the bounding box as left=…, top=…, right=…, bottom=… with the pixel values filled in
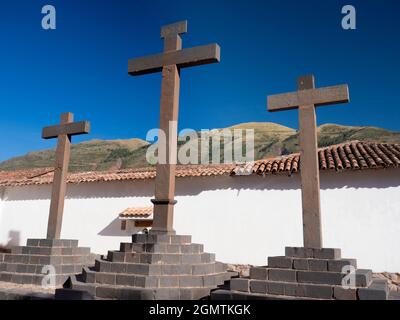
left=0, top=239, right=94, bottom=288
left=57, top=233, right=236, bottom=300
left=211, top=247, right=390, bottom=300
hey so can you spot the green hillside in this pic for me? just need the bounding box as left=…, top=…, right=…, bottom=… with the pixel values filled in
left=0, top=122, right=399, bottom=172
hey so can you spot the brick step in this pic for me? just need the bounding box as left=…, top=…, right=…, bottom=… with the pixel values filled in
left=67, top=275, right=221, bottom=300
left=249, top=267, right=372, bottom=287
left=228, top=278, right=388, bottom=300
left=211, top=289, right=325, bottom=300
left=2, top=253, right=92, bottom=265
left=285, top=247, right=341, bottom=259
left=94, top=259, right=227, bottom=275
left=0, top=262, right=83, bottom=274
left=132, top=234, right=192, bottom=245
left=119, top=242, right=204, bottom=254
left=26, top=239, right=80, bottom=248
left=97, top=254, right=214, bottom=271
left=82, top=267, right=231, bottom=288
left=0, top=287, right=54, bottom=300
left=108, top=249, right=215, bottom=264
left=267, top=256, right=357, bottom=272
left=11, top=246, right=90, bottom=256
left=0, top=271, right=71, bottom=287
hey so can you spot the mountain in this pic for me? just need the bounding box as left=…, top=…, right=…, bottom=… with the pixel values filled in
left=0, top=122, right=399, bottom=172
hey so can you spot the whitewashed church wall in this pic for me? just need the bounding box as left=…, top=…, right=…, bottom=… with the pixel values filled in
left=0, top=168, right=399, bottom=272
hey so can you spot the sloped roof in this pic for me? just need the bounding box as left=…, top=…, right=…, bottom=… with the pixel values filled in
left=0, top=141, right=398, bottom=187
left=119, top=207, right=153, bottom=219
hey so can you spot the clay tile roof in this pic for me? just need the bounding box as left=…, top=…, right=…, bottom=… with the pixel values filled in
left=0, top=141, right=399, bottom=187
left=119, top=207, right=153, bottom=219
left=232, top=141, right=400, bottom=176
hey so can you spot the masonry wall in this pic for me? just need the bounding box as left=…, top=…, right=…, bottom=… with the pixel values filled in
left=0, top=168, right=399, bottom=272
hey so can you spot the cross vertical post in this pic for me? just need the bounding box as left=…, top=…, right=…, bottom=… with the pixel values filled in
left=267, top=75, right=350, bottom=248
left=128, top=21, right=220, bottom=234
left=42, top=112, right=90, bottom=239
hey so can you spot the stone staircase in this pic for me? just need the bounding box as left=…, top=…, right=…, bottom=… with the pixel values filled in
left=58, top=233, right=237, bottom=300
left=0, top=239, right=94, bottom=287
left=211, top=247, right=389, bottom=300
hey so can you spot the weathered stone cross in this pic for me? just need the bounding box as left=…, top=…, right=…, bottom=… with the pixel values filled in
left=42, top=112, right=90, bottom=239
left=267, top=75, right=349, bottom=248
left=128, top=21, right=220, bottom=234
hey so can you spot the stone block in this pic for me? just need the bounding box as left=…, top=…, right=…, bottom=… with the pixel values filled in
left=230, top=278, right=249, bottom=292
left=200, top=253, right=216, bottom=263
left=357, top=280, right=388, bottom=300
left=26, top=239, right=40, bottom=247
left=268, top=256, right=293, bottom=269
left=170, top=235, right=192, bottom=244
left=308, top=259, right=328, bottom=271
left=181, top=244, right=203, bottom=254
left=95, top=273, right=116, bottom=285
left=211, top=289, right=233, bottom=300
left=159, top=276, right=179, bottom=288
left=118, top=287, right=142, bottom=300
left=249, top=267, right=268, bottom=280
left=96, top=286, right=117, bottom=299
left=293, top=258, right=309, bottom=270
left=302, top=283, right=333, bottom=299
left=154, top=288, right=180, bottom=300
left=283, top=282, right=305, bottom=297
left=268, top=269, right=297, bottom=282
left=191, top=263, right=215, bottom=275
left=162, top=264, right=192, bottom=275
left=179, top=275, right=204, bottom=288
left=135, top=275, right=159, bottom=288
left=327, top=259, right=357, bottom=272
left=355, top=269, right=372, bottom=287
left=285, top=247, right=313, bottom=258
left=297, top=271, right=343, bottom=285
left=333, top=286, right=357, bottom=300
left=181, top=254, right=202, bottom=264
left=266, top=282, right=285, bottom=295
left=313, top=248, right=341, bottom=260
left=116, top=274, right=136, bottom=286
left=249, top=280, right=267, bottom=294
left=110, top=262, right=127, bottom=274
left=82, top=267, right=95, bottom=283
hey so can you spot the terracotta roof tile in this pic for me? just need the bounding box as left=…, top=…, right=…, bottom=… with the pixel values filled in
left=0, top=141, right=398, bottom=187
left=232, top=141, right=400, bottom=176
left=119, top=207, right=153, bottom=219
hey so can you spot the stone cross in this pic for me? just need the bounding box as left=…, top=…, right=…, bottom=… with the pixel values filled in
left=267, top=75, right=349, bottom=248
left=128, top=21, right=220, bottom=234
left=42, top=112, right=90, bottom=239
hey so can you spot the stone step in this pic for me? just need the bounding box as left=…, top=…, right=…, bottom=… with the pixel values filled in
left=249, top=267, right=372, bottom=287
left=0, top=271, right=70, bottom=287
left=267, top=256, right=357, bottom=272
left=119, top=242, right=204, bottom=254
left=26, top=239, right=79, bottom=248
left=82, top=267, right=231, bottom=288
left=210, top=289, right=325, bottom=300
left=107, top=250, right=215, bottom=264
left=132, top=234, right=192, bottom=245
left=2, top=253, right=92, bottom=265
left=0, top=262, right=83, bottom=274
left=94, top=259, right=227, bottom=276
left=11, top=246, right=90, bottom=256
left=285, top=247, right=341, bottom=260
left=228, top=277, right=388, bottom=300
left=67, top=274, right=221, bottom=300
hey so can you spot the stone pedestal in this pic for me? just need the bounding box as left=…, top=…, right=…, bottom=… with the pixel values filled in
left=57, top=233, right=236, bottom=300
left=211, top=247, right=390, bottom=300
left=0, top=239, right=94, bottom=288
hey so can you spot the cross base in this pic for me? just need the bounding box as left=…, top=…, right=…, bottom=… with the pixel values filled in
left=211, top=246, right=391, bottom=300
left=56, top=233, right=236, bottom=300
left=0, top=239, right=95, bottom=288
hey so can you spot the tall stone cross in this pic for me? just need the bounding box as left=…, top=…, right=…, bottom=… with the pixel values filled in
left=267, top=75, right=349, bottom=248
left=42, top=112, right=90, bottom=239
left=128, top=20, right=220, bottom=234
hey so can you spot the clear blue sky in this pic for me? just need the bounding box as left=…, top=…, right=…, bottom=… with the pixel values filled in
left=0, top=0, right=399, bottom=161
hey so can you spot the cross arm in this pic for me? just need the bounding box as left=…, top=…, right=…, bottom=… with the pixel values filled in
left=42, top=121, right=90, bottom=139
left=128, top=44, right=220, bottom=76
left=267, top=85, right=349, bottom=112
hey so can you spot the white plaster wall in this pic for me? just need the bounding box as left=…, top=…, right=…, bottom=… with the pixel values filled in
left=0, top=168, right=399, bottom=272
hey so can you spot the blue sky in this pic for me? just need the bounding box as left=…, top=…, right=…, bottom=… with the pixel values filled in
left=0, top=0, right=399, bottom=161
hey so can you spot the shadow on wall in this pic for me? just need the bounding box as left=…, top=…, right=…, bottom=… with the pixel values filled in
left=98, top=217, right=132, bottom=237
left=3, top=168, right=400, bottom=201
left=0, top=230, right=20, bottom=251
